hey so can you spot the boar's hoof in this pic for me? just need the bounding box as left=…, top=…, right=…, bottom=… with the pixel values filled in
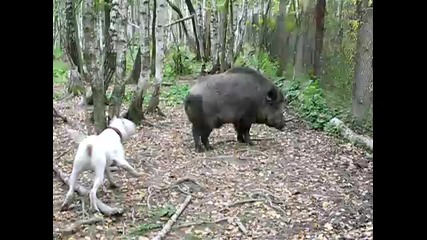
left=205, top=144, right=214, bottom=150
left=196, top=145, right=205, bottom=153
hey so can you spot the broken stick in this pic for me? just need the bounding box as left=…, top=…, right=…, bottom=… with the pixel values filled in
left=151, top=194, right=192, bottom=240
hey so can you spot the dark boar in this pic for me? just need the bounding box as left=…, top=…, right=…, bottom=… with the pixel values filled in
left=184, top=66, right=286, bottom=152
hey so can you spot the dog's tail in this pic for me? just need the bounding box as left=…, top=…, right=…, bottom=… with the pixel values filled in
left=86, top=144, right=93, bottom=157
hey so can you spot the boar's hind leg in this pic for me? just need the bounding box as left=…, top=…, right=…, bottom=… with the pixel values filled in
left=234, top=122, right=254, bottom=146
left=201, top=128, right=214, bottom=150
left=242, top=125, right=254, bottom=145
left=234, top=124, right=245, bottom=143
left=192, top=125, right=204, bottom=152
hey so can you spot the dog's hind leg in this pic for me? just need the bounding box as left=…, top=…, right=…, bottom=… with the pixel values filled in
left=105, top=168, right=119, bottom=188
left=90, top=159, right=106, bottom=213
left=115, top=158, right=143, bottom=177
left=60, top=165, right=82, bottom=211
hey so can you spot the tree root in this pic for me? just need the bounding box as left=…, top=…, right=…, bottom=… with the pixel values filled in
left=151, top=194, right=192, bottom=240
left=147, top=177, right=204, bottom=209
left=53, top=164, right=123, bottom=216
left=173, top=217, right=230, bottom=229
left=56, top=216, right=103, bottom=235
left=53, top=107, right=68, bottom=123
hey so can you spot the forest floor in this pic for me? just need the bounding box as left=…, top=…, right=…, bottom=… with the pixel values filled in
left=53, top=83, right=373, bottom=240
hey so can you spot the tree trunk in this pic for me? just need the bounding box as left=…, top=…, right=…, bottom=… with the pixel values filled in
left=313, top=0, right=326, bottom=77
left=126, top=0, right=151, bottom=124
left=64, top=0, right=82, bottom=73
left=210, top=0, right=218, bottom=65
left=219, top=0, right=229, bottom=72
left=83, top=0, right=106, bottom=134
left=351, top=7, right=373, bottom=123
left=227, top=0, right=234, bottom=67
left=276, top=0, right=288, bottom=75
left=108, top=0, right=129, bottom=119
left=151, top=0, right=157, bottom=76
left=184, top=0, right=202, bottom=61
left=233, top=0, right=248, bottom=62
left=147, top=0, right=167, bottom=116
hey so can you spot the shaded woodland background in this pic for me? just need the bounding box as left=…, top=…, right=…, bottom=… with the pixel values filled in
left=53, top=0, right=373, bottom=137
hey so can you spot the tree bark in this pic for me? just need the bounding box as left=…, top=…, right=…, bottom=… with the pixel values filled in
left=351, top=7, right=373, bottom=123
left=126, top=0, right=151, bottom=124
left=147, top=0, right=167, bottom=116
left=219, top=0, right=229, bottom=72
left=313, top=0, right=326, bottom=77
left=108, top=0, right=129, bottom=119
left=83, top=0, right=106, bottom=134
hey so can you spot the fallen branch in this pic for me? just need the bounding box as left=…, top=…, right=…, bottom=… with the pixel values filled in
left=57, top=216, right=103, bottom=234
left=173, top=217, right=230, bottom=229
left=151, top=194, right=192, bottom=240
left=53, top=164, right=123, bottom=216
left=165, top=14, right=194, bottom=27
left=329, top=117, right=373, bottom=151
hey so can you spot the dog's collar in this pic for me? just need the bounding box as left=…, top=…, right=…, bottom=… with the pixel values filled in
left=107, top=126, right=123, bottom=141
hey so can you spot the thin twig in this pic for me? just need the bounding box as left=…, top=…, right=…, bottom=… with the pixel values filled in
left=173, top=217, right=230, bottom=229
left=225, top=198, right=265, bottom=208
left=235, top=218, right=248, bottom=235
left=151, top=195, right=192, bottom=240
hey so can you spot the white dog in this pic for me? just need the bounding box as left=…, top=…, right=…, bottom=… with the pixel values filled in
left=61, top=116, right=143, bottom=213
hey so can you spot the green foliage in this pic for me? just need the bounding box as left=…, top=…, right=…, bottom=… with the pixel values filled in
left=129, top=223, right=162, bottom=236
left=128, top=204, right=177, bottom=237
left=235, top=45, right=280, bottom=79
left=163, top=44, right=202, bottom=81
left=53, top=61, right=69, bottom=85
left=285, top=79, right=335, bottom=130
left=161, top=83, right=190, bottom=106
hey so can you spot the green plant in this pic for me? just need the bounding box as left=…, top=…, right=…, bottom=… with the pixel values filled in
left=163, top=44, right=201, bottom=81
left=161, top=83, right=189, bottom=106
left=285, top=79, right=335, bottom=130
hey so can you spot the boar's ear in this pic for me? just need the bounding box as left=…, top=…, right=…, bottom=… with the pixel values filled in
left=266, top=87, right=277, bottom=103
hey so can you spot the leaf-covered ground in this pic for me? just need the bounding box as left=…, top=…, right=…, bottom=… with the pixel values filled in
left=53, top=87, right=373, bottom=240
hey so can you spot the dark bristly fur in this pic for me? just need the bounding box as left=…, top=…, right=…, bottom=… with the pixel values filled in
left=184, top=66, right=287, bottom=152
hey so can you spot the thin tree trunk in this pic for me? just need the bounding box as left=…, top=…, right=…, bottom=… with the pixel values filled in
left=147, top=0, right=167, bottom=116
left=184, top=0, right=202, bottom=61
left=227, top=0, right=234, bottom=67
left=219, top=0, right=229, bottom=72
left=108, top=0, right=129, bottom=119
left=126, top=0, right=151, bottom=124
left=83, top=0, right=106, bottom=134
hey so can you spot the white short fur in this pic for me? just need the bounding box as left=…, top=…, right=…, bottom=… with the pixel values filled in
left=61, top=116, right=142, bottom=213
